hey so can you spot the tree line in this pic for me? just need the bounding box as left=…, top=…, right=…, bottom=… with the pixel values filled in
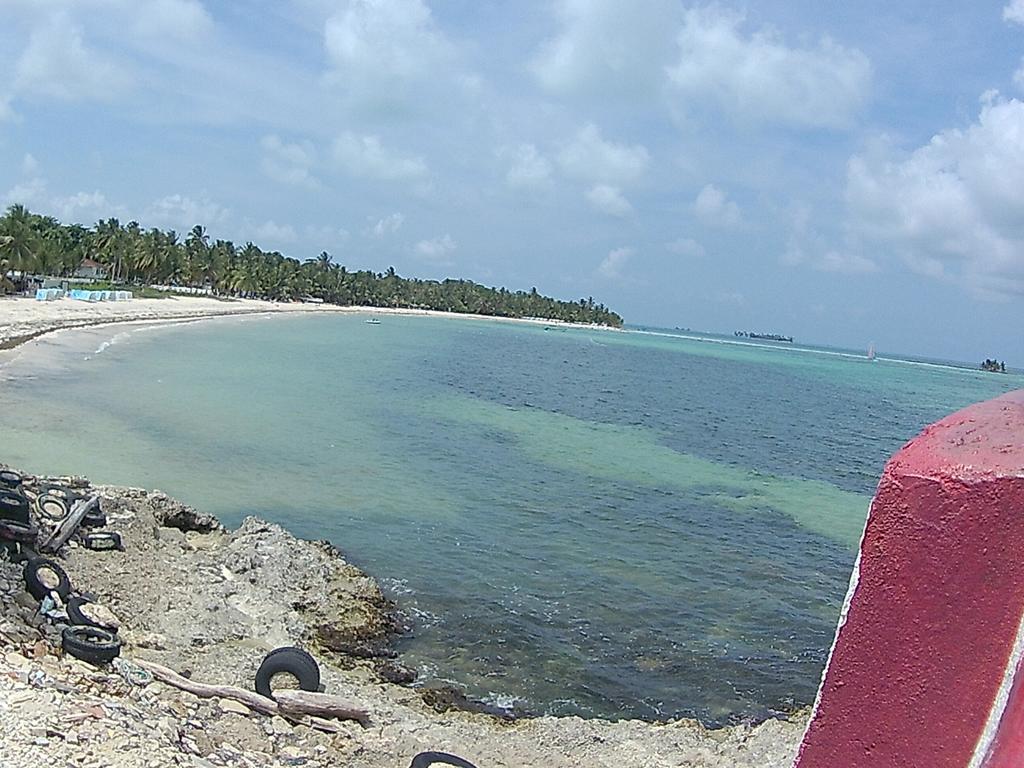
left=0, top=204, right=623, bottom=327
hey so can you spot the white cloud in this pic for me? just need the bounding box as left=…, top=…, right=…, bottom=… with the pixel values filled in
left=132, top=0, right=214, bottom=43
left=21, top=153, right=38, bottom=176
left=2, top=172, right=121, bottom=225
left=667, top=7, right=870, bottom=129
left=714, top=289, right=745, bottom=306
left=368, top=212, right=405, bottom=237
left=666, top=237, right=705, bottom=257
left=693, top=184, right=740, bottom=226
left=1, top=177, right=47, bottom=209
left=306, top=225, right=350, bottom=248
left=14, top=13, right=134, bottom=102
left=845, top=93, right=1024, bottom=296
left=323, top=0, right=453, bottom=105
left=333, top=132, right=427, bottom=180
left=1005, top=0, right=1024, bottom=25
left=505, top=144, right=553, bottom=189
left=598, top=246, right=633, bottom=279
left=52, top=191, right=114, bottom=224
left=145, top=193, right=229, bottom=232
left=558, top=123, right=649, bottom=184
left=1014, top=59, right=1024, bottom=92
left=783, top=204, right=878, bottom=275
left=414, top=233, right=457, bottom=263
left=585, top=184, right=633, bottom=217
left=254, top=220, right=297, bottom=243
left=260, top=134, right=318, bottom=187
left=817, top=250, right=879, bottom=274
left=530, top=0, right=680, bottom=96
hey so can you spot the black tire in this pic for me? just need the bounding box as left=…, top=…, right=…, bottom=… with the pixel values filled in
left=262, top=645, right=325, bottom=689
left=23, top=557, right=72, bottom=600
left=14, top=543, right=38, bottom=563
left=40, top=484, right=73, bottom=501
left=0, top=519, right=39, bottom=544
left=409, top=753, right=479, bottom=768
left=81, top=531, right=122, bottom=552
left=66, top=595, right=117, bottom=630
left=0, top=489, right=30, bottom=524
left=61, top=625, right=121, bottom=665
left=264, top=645, right=314, bottom=661
left=0, top=469, right=22, bottom=489
left=254, top=647, right=321, bottom=699
left=34, top=493, right=70, bottom=523
left=81, top=508, right=107, bottom=529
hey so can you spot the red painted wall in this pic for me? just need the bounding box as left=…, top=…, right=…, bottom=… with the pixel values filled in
left=795, top=390, right=1024, bottom=768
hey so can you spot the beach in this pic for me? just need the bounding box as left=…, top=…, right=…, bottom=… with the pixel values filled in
left=0, top=294, right=618, bottom=353
left=0, top=295, right=337, bottom=350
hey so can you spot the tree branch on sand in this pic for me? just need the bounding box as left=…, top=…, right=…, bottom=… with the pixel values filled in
left=133, top=659, right=370, bottom=731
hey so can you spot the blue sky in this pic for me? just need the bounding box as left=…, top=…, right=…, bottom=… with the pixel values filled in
left=1, top=0, right=1023, bottom=363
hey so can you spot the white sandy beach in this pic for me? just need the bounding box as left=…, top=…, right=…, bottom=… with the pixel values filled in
left=0, top=294, right=618, bottom=351
left=0, top=295, right=344, bottom=349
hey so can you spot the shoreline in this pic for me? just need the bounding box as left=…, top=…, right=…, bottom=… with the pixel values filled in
left=0, top=294, right=621, bottom=355
left=0, top=467, right=805, bottom=766
left=0, top=296, right=805, bottom=765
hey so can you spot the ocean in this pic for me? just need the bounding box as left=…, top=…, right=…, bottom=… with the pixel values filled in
left=0, top=313, right=1018, bottom=725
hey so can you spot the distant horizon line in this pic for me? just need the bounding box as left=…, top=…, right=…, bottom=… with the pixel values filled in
left=621, top=324, right=1021, bottom=374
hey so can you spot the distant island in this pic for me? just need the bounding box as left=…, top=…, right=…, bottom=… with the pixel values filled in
left=735, top=330, right=794, bottom=343
left=0, top=204, right=623, bottom=327
left=981, top=359, right=1007, bottom=373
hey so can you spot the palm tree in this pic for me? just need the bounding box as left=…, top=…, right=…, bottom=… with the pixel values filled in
left=92, top=218, right=124, bottom=280
left=0, top=204, right=627, bottom=325
left=0, top=204, right=37, bottom=276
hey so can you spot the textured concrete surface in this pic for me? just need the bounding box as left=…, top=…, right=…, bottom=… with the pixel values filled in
left=795, top=390, right=1024, bottom=768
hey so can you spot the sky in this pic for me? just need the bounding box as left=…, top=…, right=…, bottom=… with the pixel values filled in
left=1, top=0, right=1023, bottom=364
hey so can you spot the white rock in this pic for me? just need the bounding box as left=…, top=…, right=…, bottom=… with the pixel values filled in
left=218, top=698, right=251, bottom=716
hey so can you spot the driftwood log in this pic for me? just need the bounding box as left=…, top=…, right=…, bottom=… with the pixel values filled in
left=274, top=689, right=371, bottom=722
left=40, top=495, right=100, bottom=553
left=134, top=659, right=370, bottom=730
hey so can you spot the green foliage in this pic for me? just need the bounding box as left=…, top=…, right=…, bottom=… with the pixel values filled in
left=0, top=205, right=623, bottom=327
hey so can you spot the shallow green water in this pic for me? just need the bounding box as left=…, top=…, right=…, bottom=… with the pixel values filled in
left=0, top=314, right=1018, bottom=724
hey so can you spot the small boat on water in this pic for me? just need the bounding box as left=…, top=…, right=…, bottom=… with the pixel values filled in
left=867, top=343, right=876, bottom=361
left=365, top=318, right=381, bottom=325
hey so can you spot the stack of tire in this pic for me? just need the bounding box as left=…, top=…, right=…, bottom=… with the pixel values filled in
left=0, top=469, right=38, bottom=560
left=29, top=482, right=121, bottom=552
left=1, top=470, right=123, bottom=667
left=22, top=555, right=123, bottom=665
left=40, top=486, right=121, bottom=551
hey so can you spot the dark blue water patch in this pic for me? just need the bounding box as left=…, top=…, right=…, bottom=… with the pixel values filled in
left=427, top=325, right=982, bottom=496
left=358, top=404, right=851, bottom=722
left=382, top=482, right=849, bottom=725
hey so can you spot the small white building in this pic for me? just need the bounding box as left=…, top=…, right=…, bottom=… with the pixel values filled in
left=73, top=258, right=108, bottom=280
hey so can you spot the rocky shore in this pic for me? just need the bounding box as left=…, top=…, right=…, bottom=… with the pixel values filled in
left=0, top=471, right=805, bottom=767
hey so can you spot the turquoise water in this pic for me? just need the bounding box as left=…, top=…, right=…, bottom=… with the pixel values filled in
left=0, top=314, right=1019, bottom=724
